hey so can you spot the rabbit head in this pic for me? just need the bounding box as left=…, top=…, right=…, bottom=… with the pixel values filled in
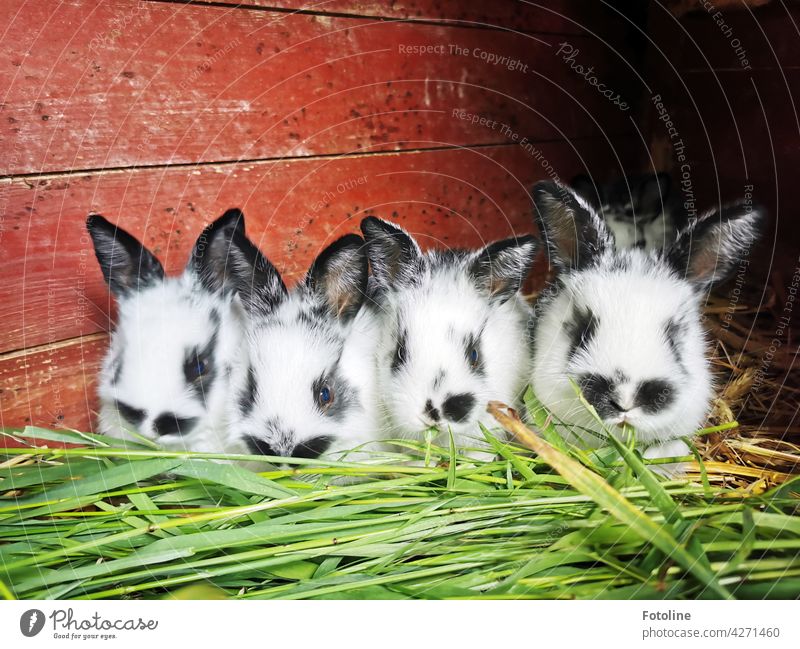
left=225, top=230, right=382, bottom=466
left=88, top=209, right=247, bottom=452
left=530, top=181, right=763, bottom=463
left=361, top=216, right=536, bottom=458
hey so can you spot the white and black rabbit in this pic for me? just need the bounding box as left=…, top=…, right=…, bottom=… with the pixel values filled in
left=529, top=180, right=763, bottom=473
left=571, top=172, right=683, bottom=251
left=87, top=209, right=248, bottom=453
left=361, top=216, right=537, bottom=461
left=223, top=228, right=383, bottom=466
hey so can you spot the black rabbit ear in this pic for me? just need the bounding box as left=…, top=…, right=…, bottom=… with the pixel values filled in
left=470, top=235, right=538, bottom=304
left=667, top=200, right=765, bottom=289
left=360, top=216, right=422, bottom=290
left=188, top=208, right=247, bottom=294
left=637, top=173, right=671, bottom=213
left=531, top=181, right=613, bottom=272
left=570, top=173, right=601, bottom=208
left=86, top=214, right=164, bottom=298
left=305, top=234, right=369, bottom=324
left=226, top=229, right=287, bottom=317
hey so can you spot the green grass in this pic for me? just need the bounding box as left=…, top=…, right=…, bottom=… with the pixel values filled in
left=0, top=401, right=798, bottom=600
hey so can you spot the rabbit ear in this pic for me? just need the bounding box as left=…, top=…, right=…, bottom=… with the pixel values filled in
left=470, top=235, right=538, bottom=304
left=667, top=200, right=764, bottom=289
left=637, top=172, right=671, bottom=214
left=86, top=214, right=164, bottom=298
left=360, top=216, right=422, bottom=290
left=305, top=234, right=369, bottom=323
left=531, top=181, right=613, bottom=271
left=187, top=208, right=247, bottom=295
left=227, top=230, right=287, bottom=316
left=570, top=173, right=601, bottom=208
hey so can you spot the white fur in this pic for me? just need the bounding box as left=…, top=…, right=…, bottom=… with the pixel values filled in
left=376, top=274, right=531, bottom=459
left=531, top=251, right=707, bottom=464
left=97, top=272, right=246, bottom=453
left=364, top=224, right=535, bottom=461
left=228, top=292, right=383, bottom=466
left=531, top=181, right=763, bottom=475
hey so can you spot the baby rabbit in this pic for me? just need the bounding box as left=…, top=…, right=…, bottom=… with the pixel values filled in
left=224, top=229, right=383, bottom=466
left=529, top=180, right=763, bottom=472
left=571, top=172, right=683, bottom=251
left=361, top=216, right=537, bottom=461
left=87, top=209, right=248, bottom=452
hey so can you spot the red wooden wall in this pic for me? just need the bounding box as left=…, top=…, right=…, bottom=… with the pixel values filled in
left=0, top=1, right=642, bottom=432
left=643, top=1, right=797, bottom=278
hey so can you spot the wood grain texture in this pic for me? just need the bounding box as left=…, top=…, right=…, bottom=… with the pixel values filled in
left=0, top=138, right=638, bottom=432
left=0, top=336, right=105, bottom=432
left=0, top=0, right=637, bottom=175
left=189, top=0, right=617, bottom=34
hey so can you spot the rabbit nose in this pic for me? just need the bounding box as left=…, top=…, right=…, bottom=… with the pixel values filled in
left=291, top=435, right=333, bottom=459
left=608, top=398, right=630, bottom=413
left=442, top=393, right=475, bottom=423
left=152, top=413, right=197, bottom=436
left=424, top=399, right=441, bottom=423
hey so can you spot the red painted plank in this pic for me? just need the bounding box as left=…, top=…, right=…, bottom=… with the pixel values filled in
left=0, top=337, right=104, bottom=433
left=0, top=138, right=637, bottom=354
left=192, top=0, right=618, bottom=35
left=1, top=0, right=636, bottom=175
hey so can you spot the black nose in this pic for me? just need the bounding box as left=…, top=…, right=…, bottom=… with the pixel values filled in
left=245, top=436, right=281, bottom=457
left=292, top=435, right=333, bottom=459
left=424, top=399, right=441, bottom=423
left=441, top=393, right=475, bottom=423
left=152, top=413, right=197, bottom=436
left=244, top=435, right=333, bottom=460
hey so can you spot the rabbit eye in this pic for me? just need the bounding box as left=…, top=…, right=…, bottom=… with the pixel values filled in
left=392, top=330, right=409, bottom=372
left=469, top=348, right=479, bottom=366
left=317, top=384, right=335, bottom=411
left=184, top=355, right=211, bottom=383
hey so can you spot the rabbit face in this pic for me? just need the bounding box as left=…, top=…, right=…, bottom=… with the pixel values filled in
left=88, top=210, right=247, bottom=452
left=532, top=253, right=710, bottom=447
left=226, top=231, right=381, bottom=465
left=361, top=217, right=536, bottom=456
left=530, top=181, right=764, bottom=458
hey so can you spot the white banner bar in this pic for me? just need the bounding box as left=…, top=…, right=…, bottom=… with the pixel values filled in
left=0, top=600, right=798, bottom=648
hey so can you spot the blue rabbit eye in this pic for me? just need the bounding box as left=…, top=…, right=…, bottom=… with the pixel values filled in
left=317, top=385, right=334, bottom=410
left=184, top=355, right=211, bottom=383
left=469, top=348, right=479, bottom=364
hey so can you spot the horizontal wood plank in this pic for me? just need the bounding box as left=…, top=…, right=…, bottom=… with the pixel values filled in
left=1, top=0, right=637, bottom=175
left=189, top=0, right=618, bottom=35
left=0, top=336, right=104, bottom=433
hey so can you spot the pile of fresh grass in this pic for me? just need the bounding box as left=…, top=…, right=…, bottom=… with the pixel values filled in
left=1, top=391, right=798, bottom=600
